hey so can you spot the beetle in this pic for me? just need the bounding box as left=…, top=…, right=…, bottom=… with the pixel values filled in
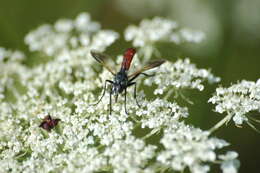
left=39, top=115, right=60, bottom=131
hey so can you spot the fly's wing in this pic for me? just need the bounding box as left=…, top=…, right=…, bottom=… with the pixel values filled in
left=90, top=50, right=116, bottom=75
left=128, top=59, right=165, bottom=79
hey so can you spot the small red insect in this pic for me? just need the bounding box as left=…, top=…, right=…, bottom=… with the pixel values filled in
left=91, top=48, right=165, bottom=114
left=39, top=115, right=60, bottom=131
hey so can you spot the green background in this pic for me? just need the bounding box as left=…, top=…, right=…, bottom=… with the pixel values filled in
left=0, top=0, right=259, bottom=172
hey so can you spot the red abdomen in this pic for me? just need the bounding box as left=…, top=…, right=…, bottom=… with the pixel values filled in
left=121, top=48, right=136, bottom=71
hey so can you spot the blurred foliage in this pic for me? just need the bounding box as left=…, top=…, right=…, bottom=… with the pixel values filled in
left=0, top=0, right=259, bottom=172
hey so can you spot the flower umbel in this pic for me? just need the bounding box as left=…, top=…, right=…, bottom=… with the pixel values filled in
left=158, top=122, right=234, bottom=173
left=0, top=12, right=242, bottom=173
left=124, top=17, right=205, bottom=47
left=209, top=79, right=260, bottom=132
left=144, top=59, right=220, bottom=102
left=124, top=17, right=205, bottom=61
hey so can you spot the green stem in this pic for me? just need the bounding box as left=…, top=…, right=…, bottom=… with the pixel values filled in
left=209, top=114, right=232, bottom=133
left=142, top=128, right=160, bottom=140
left=247, top=121, right=260, bottom=134
left=15, top=151, right=27, bottom=159
left=179, top=92, right=193, bottom=105
left=130, top=115, right=140, bottom=123
left=164, top=89, right=174, bottom=100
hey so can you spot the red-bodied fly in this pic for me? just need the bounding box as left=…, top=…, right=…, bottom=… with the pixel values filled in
left=91, top=48, right=165, bottom=114
left=39, top=115, right=60, bottom=131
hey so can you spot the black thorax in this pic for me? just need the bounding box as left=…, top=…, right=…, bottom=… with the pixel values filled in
left=112, top=69, right=128, bottom=94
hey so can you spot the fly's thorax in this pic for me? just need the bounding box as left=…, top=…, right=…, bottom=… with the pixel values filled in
left=112, top=70, right=128, bottom=94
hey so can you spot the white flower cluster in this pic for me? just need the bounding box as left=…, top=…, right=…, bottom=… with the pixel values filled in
left=104, top=136, right=157, bottom=173
left=144, top=59, right=220, bottom=96
left=21, top=13, right=119, bottom=100
left=136, top=98, right=189, bottom=129
left=158, top=122, right=240, bottom=173
left=0, top=47, right=27, bottom=101
left=25, top=13, right=118, bottom=56
left=0, top=47, right=25, bottom=62
left=172, top=28, right=205, bottom=44
left=209, top=79, right=260, bottom=126
left=219, top=151, right=240, bottom=173
left=124, top=17, right=205, bottom=47
left=0, top=12, right=240, bottom=173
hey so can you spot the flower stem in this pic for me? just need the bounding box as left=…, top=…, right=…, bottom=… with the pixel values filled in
left=209, top=114, right=232, bottom=133
left=142, top=128, right=160, bottom=140
left=164, top=89, right=174, bottom=100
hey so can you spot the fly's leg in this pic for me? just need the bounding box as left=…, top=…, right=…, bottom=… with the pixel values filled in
left=140, top=72, right=155, bottom=77
left=133, top=82, right=141, bottom=107
left=127, top=82, right=141, bottom=108
left=93, top=80, right=114, bottom=106
left=124, top=88, right=128, bottom=115
left=109, top=86, right=112, bottom=115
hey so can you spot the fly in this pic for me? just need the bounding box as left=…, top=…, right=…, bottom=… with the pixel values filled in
left=91, top=48, right=165, bottom=114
